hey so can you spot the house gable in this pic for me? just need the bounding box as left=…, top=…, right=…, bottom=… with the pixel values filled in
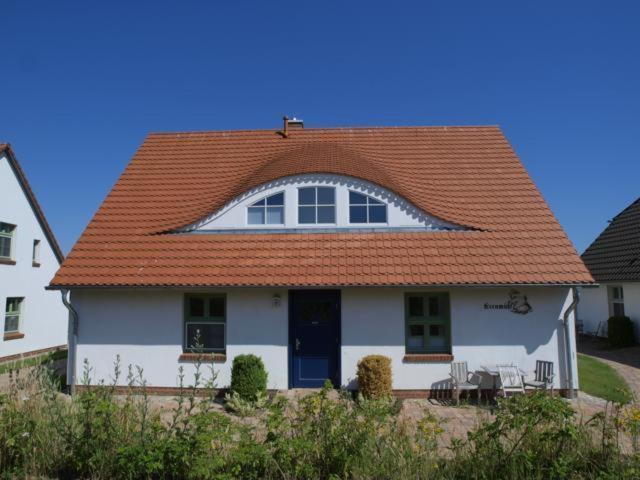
left=0, top=144, right=63, bottom=264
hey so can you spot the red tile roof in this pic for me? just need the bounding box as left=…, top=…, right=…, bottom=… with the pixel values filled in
left=1, top=144, right=64, bottom=263
left=50, top=126, right=593, bottom=287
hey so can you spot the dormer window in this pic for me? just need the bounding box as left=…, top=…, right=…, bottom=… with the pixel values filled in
left=247, top=192, right=284, bottom=225
left=298, top=187, right=336, bottom=224
left=349, top=191, right=387, bottom=223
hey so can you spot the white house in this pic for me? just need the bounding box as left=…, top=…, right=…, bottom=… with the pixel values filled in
left=49, top=120, right=593, bottom=397
left=0, top=144, right=67, bottom=361
left=580, top=198, right=640, bottom=339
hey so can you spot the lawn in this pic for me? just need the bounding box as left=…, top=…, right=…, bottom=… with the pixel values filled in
left=578, top=353, right=631, bottom=403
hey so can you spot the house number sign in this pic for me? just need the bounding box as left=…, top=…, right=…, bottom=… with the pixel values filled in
left=484, top=289, right=533, bottom=315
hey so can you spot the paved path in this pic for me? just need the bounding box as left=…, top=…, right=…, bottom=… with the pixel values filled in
left=578, top=336, right=640, bottom=399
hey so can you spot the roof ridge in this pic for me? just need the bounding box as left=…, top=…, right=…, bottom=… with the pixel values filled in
left=146, top=124, right=502, bottom=137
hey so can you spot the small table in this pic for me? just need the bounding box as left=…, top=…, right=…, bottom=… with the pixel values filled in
left=480, top=365, right=527, bottom=398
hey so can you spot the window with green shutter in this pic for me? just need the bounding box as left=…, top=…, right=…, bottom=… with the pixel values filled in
left=405, top=293, right=451, bottom=353
left=183, top=294, right=226, bottom=353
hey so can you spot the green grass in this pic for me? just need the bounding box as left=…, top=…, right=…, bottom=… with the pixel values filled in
left=578, top=353, right=631, bottom=403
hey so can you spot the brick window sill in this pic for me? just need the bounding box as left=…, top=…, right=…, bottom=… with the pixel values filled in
left=3, top=332, right=25, bottom=341
left=0, top=258, right=16, bottom=266
left=32, top=261, right=41, bottom=268
left=178, top=353, right=226, bottom=363
left=403, top=353, right=453, bottom=363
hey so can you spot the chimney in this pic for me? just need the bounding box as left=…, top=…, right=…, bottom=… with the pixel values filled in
left=282, top=116, right=304, bottom=137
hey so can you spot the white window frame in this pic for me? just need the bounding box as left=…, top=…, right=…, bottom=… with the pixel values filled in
left=297, top=186, right=337, bottom=225
left=608, top=285, right=625, bottom=317
left=4, top=297, right=24, bottom=334
left=0, top=222, right=16, bottom=260
left=246, top=191, right=285, bottom=226
left=348, top=190, right=389, bottom=225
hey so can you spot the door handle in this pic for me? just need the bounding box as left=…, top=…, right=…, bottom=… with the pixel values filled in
left=295, top=338, right=301, bottom=351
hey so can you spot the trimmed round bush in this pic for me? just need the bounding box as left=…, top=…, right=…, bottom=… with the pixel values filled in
left=357, top=355, right=392, bottom=399
left=230, top=354, right=267, bottom=401
left=608, top=316, right=635, bottom=348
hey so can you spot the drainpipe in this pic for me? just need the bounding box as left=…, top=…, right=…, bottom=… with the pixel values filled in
left=562, top=287, right=579, bottom=399
left=60, top=289, right=79, bottom=394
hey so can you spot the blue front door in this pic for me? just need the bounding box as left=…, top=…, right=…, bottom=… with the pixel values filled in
left=290, top=290, right=340, bottom=388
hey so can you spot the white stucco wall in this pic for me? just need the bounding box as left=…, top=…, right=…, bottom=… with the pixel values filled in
left=187, top=174, right=462, bottom=231
left=342, top=287, right=576, bottom=390
left=72, top=286, right=577, bottom=392
left=0, top=153, right=68, bottom=358
left=580, top=283, right=640, bottom=340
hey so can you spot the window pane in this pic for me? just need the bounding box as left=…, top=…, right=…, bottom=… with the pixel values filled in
left=4, top=315, right=19, bottom=333
left=428, top=296, right=440, bottom=316
left=0, top=237, right=10, bottom=258
left=349, top=191, right=367, bottom=204
left=189, top=297, right=205, bottom=317
left=6, top=298, right=21, bottom=314
left=248, top=207, right=265, bottom=225
left=408, top=296, right=424, bottom=316
left=368, top=205, right=387, bottom=223
left=209, top=297, right=225, bottom=317
left=317, top=187, right=335, bottom=205
left=186, top=323, right=224, bottom=351
left=429, top=324, right=446, bottom=349
left=349, top=206, right=367, bottom=223
left=0, top=223, right=14, bottom=234
left=267, top=192, right=284, bottom=206
left=368, top=196, right=384, bottom=205
left=408, top=324, right=425, bottom=349
left=251, top=198, right=266, bottom=206
left=298, top=188, right=316, bottom=205
left=317, top=206, right=335, bottom=223
left=298, top=206, right=316, bottom=224
left=266, top=206, right=284, bottom=224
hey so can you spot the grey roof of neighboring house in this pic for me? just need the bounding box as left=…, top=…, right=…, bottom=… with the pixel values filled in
left=582, top=197, right=640, bottom=283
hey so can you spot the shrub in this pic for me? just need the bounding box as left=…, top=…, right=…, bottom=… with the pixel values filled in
left=230, top=354, right=267, bottom=401
left=608, top=315, right=635, bottom=348
left=357, top=355, right=392, bottom=399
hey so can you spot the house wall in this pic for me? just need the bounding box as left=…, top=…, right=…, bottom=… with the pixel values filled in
left=580, top=283, right=640, bottom=339
left=0, top=153, right=68, bottom=358
left=72, top=286, right=577, bottom=392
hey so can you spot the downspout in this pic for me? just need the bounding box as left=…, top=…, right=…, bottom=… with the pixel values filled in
left=60, top=289, right=78, bottom=394
left=562, top=287, right=579, bottom=399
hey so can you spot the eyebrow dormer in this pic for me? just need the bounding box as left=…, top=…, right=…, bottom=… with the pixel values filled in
left=182, top=173, right=465, bottom=233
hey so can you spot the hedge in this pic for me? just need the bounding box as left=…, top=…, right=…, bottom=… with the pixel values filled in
left=357, top=355, right=392, bottom=399
left=230, top=354, right=268, bottom=401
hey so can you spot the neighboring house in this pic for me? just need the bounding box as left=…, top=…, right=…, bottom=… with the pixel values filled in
left=580, top=198, right=640, bottom=338
left=49, top=120, right=593, bottom=396
left=0, top=144, right=67, bottom=360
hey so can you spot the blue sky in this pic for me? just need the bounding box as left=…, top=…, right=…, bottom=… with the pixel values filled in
left=1, top=1, right=638, bottom=254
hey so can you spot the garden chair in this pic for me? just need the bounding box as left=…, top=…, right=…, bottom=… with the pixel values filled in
left=524, top=360, right=554, bottom=394
left=449, top=361, right=481, bottom=405
left=497, top=364, right=525, bottom=397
